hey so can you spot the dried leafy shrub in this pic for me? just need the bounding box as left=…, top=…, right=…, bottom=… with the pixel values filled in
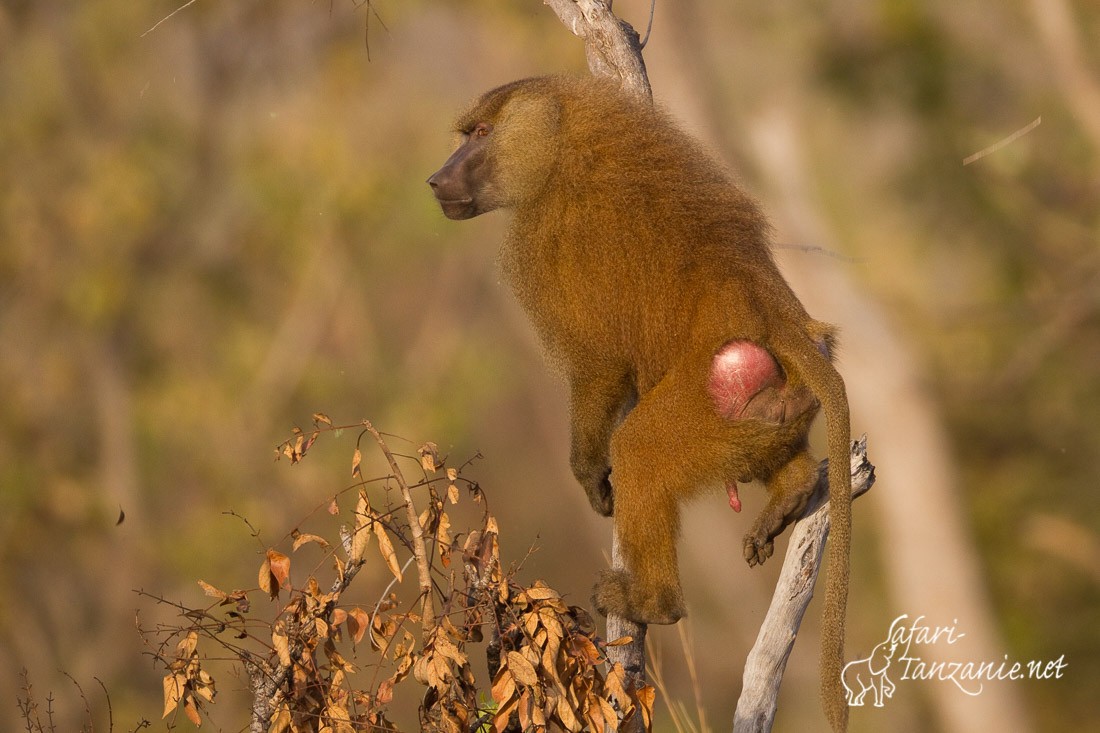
left=142, top=416, right=653, bottom=732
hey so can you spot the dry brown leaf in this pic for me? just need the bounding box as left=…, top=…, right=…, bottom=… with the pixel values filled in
left=327, top=496, right=340, bottom=515
left=313, top=412, right=333, bottom=426
left=162, top=673, right=184, bottom=718
left=435, top=511, right=451, bottom=545
left=605, top=635, right=634, bottom=647
left=325, top=700, right=353, bottom=729
left=267, top=704, right=291, bottom=733
left=636, top=684, right=656, bottom=728
left=374, top=518, right=402, bottom=582
left=430, top=655, right=453, bottom=689
left=183, top=695, right=202, bottom=726
left=332, top=555, right=347, bottom=589
left=196, top=580, right=227, bottom=600
left=369, top=614, right=391, bottom=652
left=584, top=698, right=605, bottom=733
left=570, top=635, right=601, bottom=665
left=419, top=649, right=452, bottom=690
left=555, top=690, right=580, bottom=731
left=377, top=677, right=395, bottom=705
left=351, top=447, right=362, bottom=479
left=491, top=668, right=516, bottom=705
left=350, top=492, right=370, bottom=563
left=521, top=686, right=548, bottom=729
left=347, top=607, right=370, bottom=645
left=588, top=695, right=616, bottom=733
left=272, top=620, right=292, bottom=668
left=412, top=652, right=430, bottom=686
left=604, top=662, right=632, bottom=711
left=493, top=693, right=520, bottom=733
left=525, top=582, right=560, bottom=601
left=506, top=650, right=538, bottom=687
left=541, top=631, right=562, bottom=680
left=292, top=532, right=330, bottom=552
left=434, top=634, right=468, bottom=667
left=265, top=549, right=291, bottom=594
left=176, top=630, right=199, bottom=658
left=539, top=607, right=564, bottom=641
left=302, top=430, right=319, bottom=457
left=417, top=442, right=440, bottom=472
left=517, top=687, right=533, bottom=731
left=331, top=663, right=348, bottom=690
left=194, top=669, right=216, bottom=703
left=393, top=655, right=414, bottom=686
left=439, top=545, right=452, bottom=569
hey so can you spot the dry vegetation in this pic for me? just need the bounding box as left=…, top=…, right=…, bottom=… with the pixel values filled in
left=2, top=1, right=1099, bottom=731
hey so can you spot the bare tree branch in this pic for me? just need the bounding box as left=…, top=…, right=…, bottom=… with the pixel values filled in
left=543, top=0, right=652, bottom=99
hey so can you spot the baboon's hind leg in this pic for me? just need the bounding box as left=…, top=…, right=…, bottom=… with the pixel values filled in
left=743, top=449, right=819, bottom=566
left=593, top=369, right=740, bottom=625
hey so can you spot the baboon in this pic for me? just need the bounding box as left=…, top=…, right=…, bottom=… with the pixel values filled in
left=428, top=75, right=852, bottom=731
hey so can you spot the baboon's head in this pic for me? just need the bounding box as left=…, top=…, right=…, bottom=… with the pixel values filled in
left=428, top=78, right=564, bottom=219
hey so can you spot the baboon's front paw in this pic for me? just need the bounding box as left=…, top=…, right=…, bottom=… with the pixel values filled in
left=593, top=569, right=684, bottom=625
left=574, top=465, right=614, bottom=517
left=585, top=474, right=614, bottom=517
left=742, top=531, right=775, bottom=567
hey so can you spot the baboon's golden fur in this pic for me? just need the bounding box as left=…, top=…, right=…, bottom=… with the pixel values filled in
left=431, top=75, right=853, bottom=731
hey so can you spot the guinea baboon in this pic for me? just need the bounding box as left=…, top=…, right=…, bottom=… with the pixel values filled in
left=428, top=75, right=852, bottom=731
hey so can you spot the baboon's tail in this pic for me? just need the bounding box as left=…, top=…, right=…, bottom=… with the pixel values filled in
left=775, top=327, right=852, bottom=733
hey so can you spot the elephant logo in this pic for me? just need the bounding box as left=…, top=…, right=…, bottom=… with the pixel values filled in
left=842, top=640, right=898, bottom=708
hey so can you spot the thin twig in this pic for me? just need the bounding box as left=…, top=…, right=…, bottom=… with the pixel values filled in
left=141, top=0, right=200, bottom=38
left=93, top=677, right=113, bottom=732
left=676, top=620, right=709, bottom=733
left=639, top=0, right=656, bottom=48
left=61, top=673, right=92, bottom=732
left=363, top=420, right=436, bottom=630
left=962, top=116, right=1042, bottom=165
left=371, top=555, right=418, bottom=630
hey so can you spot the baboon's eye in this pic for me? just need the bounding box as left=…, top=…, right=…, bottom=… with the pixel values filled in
left=474, top=122, right=493, bottom=137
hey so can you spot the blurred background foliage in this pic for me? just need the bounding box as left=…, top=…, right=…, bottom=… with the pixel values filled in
left=0, top=0, right=1098, bottom=731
